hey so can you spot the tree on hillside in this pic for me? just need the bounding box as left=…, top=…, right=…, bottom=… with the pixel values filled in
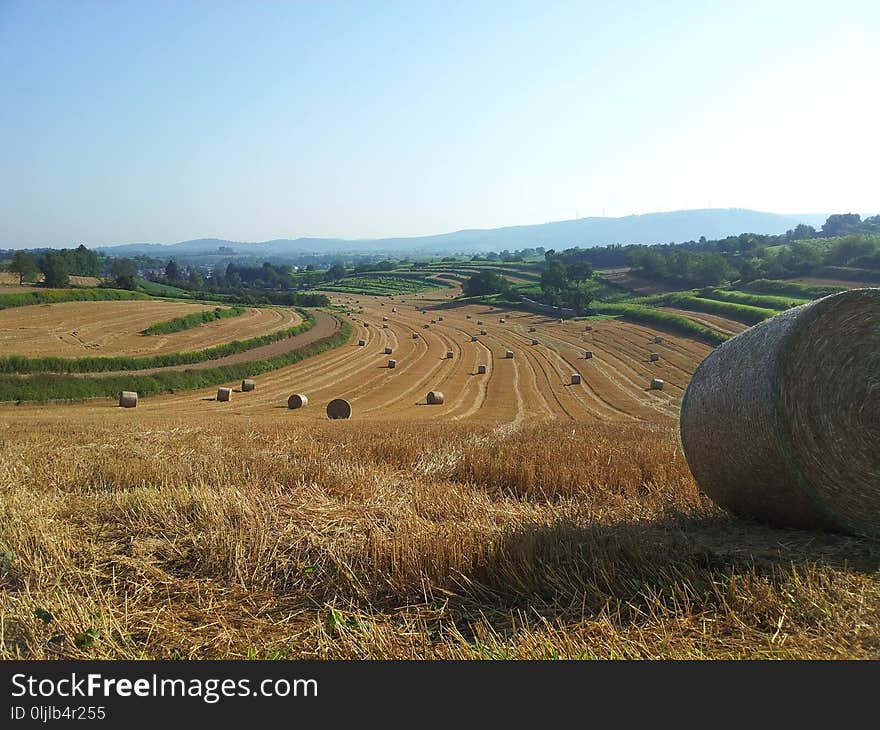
left=41, top=251, right=70, bottom=288
left=821, top=214, right=862, bottom=237
left=325, top=264, right=347, bottom=281
left=567, top=261, right=593, bottom=285
left=462, top=270, right=511, bottom=297
left=110, top=258, right=137, bottom=289
left=9, top=250, right=38, bottom=285
left=165, top=259, right=181, bottom=281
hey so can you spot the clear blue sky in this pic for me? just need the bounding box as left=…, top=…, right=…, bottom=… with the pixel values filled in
left=1, top=0, right=878, bottom=247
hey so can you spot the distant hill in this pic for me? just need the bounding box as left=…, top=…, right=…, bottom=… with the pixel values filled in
left=98, top=209, right=828, bottom=258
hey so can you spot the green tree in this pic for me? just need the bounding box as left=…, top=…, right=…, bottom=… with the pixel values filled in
left=325, top=264, right=347, bottom=281
left=110, top=258, right=137, bottom=289
left=462, top=270, right=510, bottom=297
left=540, top=260, right=568, bottom=294
left=8, top=250, right=38, bottom=285
left=566, top=261, right=593, bottom=285
left=41, top=251, right=70, bottom=288
left=165, top=259, right=181, bottom=281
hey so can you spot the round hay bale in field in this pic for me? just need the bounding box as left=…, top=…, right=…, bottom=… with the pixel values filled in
left=326, top=398, right=352, bottom=419
left=584, top=325, right=593, bottom=332
left=571, top=373, right=581, bottom=385
left=679, top=288, right=880, bottom=537
left=650, top=353, right=660, bottom=362
left=392, top=307, right=397, bottom=312
left=241, top=379, right=256, bottom=392
left=423, top=324, right=430, bottom=329
left=584, top=350, right=593, bottom=359
left=477, top=364, right=487, bottom=374
left=471, top=335, right=478, bottom=342
left=438, top=316, right=444, bottom=321
left=654, top=336, right=664, bottom=344
left=446, top=351, right=453, bottom=359
left=466, top=314, right=472, bottom=319
left=384, top=346, right=393, bottom=355
left=650, top=378, right=664, bottom=390
left=217, top=387, right=232, bottom=402
left=287, top=393, right=308, bottom=409
left=505, top=350, right=514, bottom=358
left=364, top=322, right=370, bottom=327
left=477, top=320, right=484, bottom=325
left=499, top=318, right=506, bottom=323
left=529, top=326, right=536, bottom=332
left=382, top=316, right=388, bottom=321
left=412, top=332, right=419, bottom=339
left=118, top=391, right=138, bottom=408
left=358, top=339, right=366, bottom=346
left=388, top=359, right=397, bottom=368
left=480, top=329, right=488, bottom=336
left=559, top=318, right=564, bottom=323
left=531, top=338, right=539, bottom=346
left=382, top=323, right=389, bottom=329
left=426, top=390, right=445, bottom=405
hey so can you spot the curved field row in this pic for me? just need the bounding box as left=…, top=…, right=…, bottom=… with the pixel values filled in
left=659, top=307, right=748, bottom=337
left=0, top=288, right=715, bottom=427
left=0, top=300, right=301, bottom=357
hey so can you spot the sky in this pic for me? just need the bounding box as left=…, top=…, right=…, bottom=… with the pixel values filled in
left=1, top=0, right=878, bottom=248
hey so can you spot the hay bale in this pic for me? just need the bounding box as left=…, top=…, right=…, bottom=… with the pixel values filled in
left=364, top=322, right=370, bottom=327
left=650, top=353, right=660, bottom=362
left=499, top=318, right=506, bottom=323
left=477, top=320, right=484, bottom=325
left=241, top=379, right=255, bottom=392
left=505, top=350, right=514, bottom=358
left=531, top=338, right=539, bottom=345
left=480, top=329, right=487, bottom=336
left=287, top=393, right=308, bottom=409
left=382, top=323, right=388, bottom=329
left=446, top=351, right=453, bottom=359
left=438, top=316, right=443, bottom=321
left=326, top=398, right=352, bottom=419
left=477, top=364, right=487, bottom=374
left=392, top=307, right=397, bottom=312
left=559, top=318, right=564, bottom=323
left=217, top=387, right=232, bottom=402
left=358, top=339, right=366, bottom=346
left=584, top=325, right=593, bottom=332
left=423, top=324, right=430, bottom=329
left=679, top=289, right=880, bottom=537
left=382, top=316, right=388, bottom=321
left=412, top=332, right=419, bottom=339
left=426, top=390, right=445, bottom=405
left=529, top=326, right=536, bottom=332
left=388, top=359, right=397, bottom=368
left=571, top=374, right=581, bottom=385
left=584, top=350, right=593, bottom=359
left=431, top=319, right=437, bottom=324
left=471, top=335, right=478, bottom=342
left=650, top=378, right=664, bottom=390
left=654, top=336, right=664, bottom=344
left=466, top=314, right=472, bottom=319
left=118, top=391, right=138, bottom=408
left=384, top=347, right=393, bottom=355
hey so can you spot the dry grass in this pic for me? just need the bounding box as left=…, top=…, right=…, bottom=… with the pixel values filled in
left=1, top=418, right=877, bottom=660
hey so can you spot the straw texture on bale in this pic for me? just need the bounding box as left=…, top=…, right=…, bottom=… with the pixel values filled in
left=241, top=379, right=255, bottom=391
left=118, top=391, right=138, bottom=408
left=287, top=393, right=308, bottom=409
left=477, top=364, right=487, bottom=374
left=216, top=387, right=232, bottom=402
left=679, top=288, right=880, bottom=538
left=388, top=359, right=397, bottom=368
left=571, top=374, right=581, bottom=385
left=650, top=379, right=664, bottom=390
left=326, top=398, right=352, bottom=419
left=650, top=353, right=660, bottom=362
left=426, top=390, right=445, bottom=405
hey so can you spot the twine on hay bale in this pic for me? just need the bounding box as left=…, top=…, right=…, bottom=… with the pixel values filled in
left=118, top=391, right=138, bottom=408
left=426, top=390, right=445, bottom=405
left=679, top=288, right=880, bottom=537
left=241, top=379, right=255, bottom=391
left=287, top=393, right=308, bottom=409
left=216, top=387, right=232, bottom=402
left=326, top=398, right=352, bottom=419
left=477, top=364, right=487, bottom=374
left=650, top=378, right=664, bottom=390
left=388, top=359, right=397, bottom=368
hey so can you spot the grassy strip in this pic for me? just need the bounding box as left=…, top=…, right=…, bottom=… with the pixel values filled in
left=141, top=306, right=246, bottom=335
left=638, top=293, right=776, bottom=325
left=741, top=278, right=847, bottom=299
left=701, top=288, right=809, bottom=311
left=0, top=309, right=316, bottom=374
left=590, top=302, right=729, bottom=346
left=135, top=278, right=193, bottom=298
left=0, top=317, right=352, bottom=402
left=0, top=288, right=149, bottom=311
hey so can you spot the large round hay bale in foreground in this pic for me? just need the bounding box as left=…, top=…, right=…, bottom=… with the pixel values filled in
left=118, top=391, right=138, bottom=408
left=426, top=390, right=445, bottom=405
left=679, top=289, right=880, bottom=537
left=241, top=379, right=255, bottom=391
left=326, top=398, right=352, bottom=419
left=287, top=393, right=308, bottom=409
left=217, top=387, right=232, bottom=402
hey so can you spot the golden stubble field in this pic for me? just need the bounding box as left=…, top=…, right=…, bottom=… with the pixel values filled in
left=0, top=290, right=878, bottom=659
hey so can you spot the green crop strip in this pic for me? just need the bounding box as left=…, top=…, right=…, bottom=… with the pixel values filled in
left=141, top=306, right=246, bottom=335
left=0, top=288, right=149, bottom=311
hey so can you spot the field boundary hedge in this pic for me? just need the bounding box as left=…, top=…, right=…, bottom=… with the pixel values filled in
left=590, top=303, right=729, bottom=346
left=0, top=288, right=149, bottom=311
left=0, top=315, right=351, bottom=403
left=0, top=308, right=316, bottom=374
left=141, top=306, right=246, bottom=335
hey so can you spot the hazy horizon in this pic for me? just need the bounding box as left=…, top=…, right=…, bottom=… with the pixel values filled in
left=2, top=1, right=878, bottom=248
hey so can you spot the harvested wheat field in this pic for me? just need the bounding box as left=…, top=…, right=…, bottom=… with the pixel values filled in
left=1, top=288, right=878, bottom=661
left=0, top=300, right=301, bottom=357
